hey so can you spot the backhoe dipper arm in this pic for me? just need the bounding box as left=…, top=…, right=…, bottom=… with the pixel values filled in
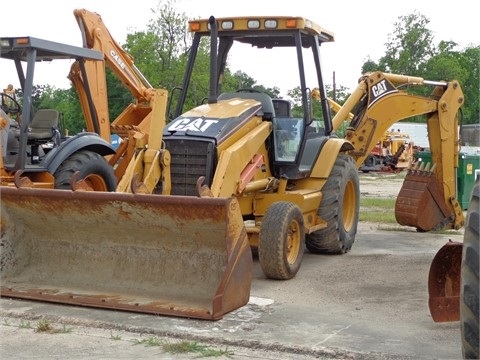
left=74, top=8, right=154, bottom=102
left=334, top=71, right=464, bottom=230
left=69, top=8, right=157, bottom=139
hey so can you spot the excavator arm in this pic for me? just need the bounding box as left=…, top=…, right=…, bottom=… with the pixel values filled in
left=330, top=72, right=467, bottom=324
left=330, top=71, right=464, bottom=231
left=69, top=8, right=170, bottom=192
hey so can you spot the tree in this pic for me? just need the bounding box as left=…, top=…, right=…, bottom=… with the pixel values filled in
left=454, top=46, right=480, bottom=124
left=362, top=12, right=479, bottom=124
left=378, top=11, right=436, bottom=76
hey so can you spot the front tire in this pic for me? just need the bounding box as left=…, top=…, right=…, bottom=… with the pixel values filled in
left=54, top=150, right=117, bottom=191
left=306, top=154, right=360, bottom=254
left=258, top=202, right=305, bottom=280
left=460, top=177, right=479, bottom=359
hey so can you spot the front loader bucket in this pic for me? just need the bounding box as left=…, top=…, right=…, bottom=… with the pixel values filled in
left=395, top=166, right=453, bottom=231
left=428, top=241, right=462, bottom=322
left=0, top=187, right=252, bottom=320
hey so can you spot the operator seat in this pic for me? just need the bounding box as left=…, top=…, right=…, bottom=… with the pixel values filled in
left=22, top=109, right=60, bottom=142
left=272, top=99, right=292, bottom=117
left=15, top=109, right=60, bottom=163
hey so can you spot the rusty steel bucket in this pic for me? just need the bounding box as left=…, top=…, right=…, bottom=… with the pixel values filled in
left=428, top=241, right=462, bottom=322
left=0, top=186, right=252, bottom=320
left=395, top=165, right=453, bottom=231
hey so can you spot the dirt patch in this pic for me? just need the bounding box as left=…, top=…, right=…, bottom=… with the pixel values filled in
left=359, top=172, right=405, bottom=198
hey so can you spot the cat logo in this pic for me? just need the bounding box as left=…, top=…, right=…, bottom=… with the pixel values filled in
left=368, top=78, right=398, bottom=108
left=168, top=118, right=219, bottom=132
left=372, top=80, right=388, bottom=97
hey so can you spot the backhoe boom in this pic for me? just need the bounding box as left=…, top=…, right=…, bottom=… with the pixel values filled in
left=331, top=72, right=464, bottom=231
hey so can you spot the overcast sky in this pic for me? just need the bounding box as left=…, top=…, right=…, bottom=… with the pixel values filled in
left=1, top=0, right=477, bottom=95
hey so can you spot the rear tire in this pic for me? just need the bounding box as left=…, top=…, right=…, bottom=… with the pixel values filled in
left=306, top=154, right=359, bottom=254
left=259, top=202, right=305, bottom=280
left=461, top=177, right=479, bottom=359
left=54, top=150, right=117, bottom=191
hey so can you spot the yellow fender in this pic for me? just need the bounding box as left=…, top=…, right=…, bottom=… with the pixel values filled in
left=310, top=138, right=355, bottom=179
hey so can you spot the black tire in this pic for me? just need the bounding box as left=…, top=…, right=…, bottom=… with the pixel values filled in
left=258, top=202, right=305, bottom=280
left=54, top=150, right=117, bottom=191
left=460, top=177, right=479, bottom=359
left=306, top=154, right=360, bottom=254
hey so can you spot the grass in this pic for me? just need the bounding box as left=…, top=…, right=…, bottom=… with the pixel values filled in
left=18, top=320, right=32, bottom=329
left=133, top=336, right=163, bottom=347
left=359, top=197, right=397, bottom=224
left=162, top=341, right=233, bottom=357
left=110, top=331, right=122, bottom=340
left=34, top=318, right=72, bottom=334
left=359, top=196, right=464, bottom=234
left=36, top=318, right=54, bottom=333
left=133, top=337, right=233, bottom=358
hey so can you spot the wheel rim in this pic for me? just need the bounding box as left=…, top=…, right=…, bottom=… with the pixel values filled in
left=342, top=179, right=356, bottom=232
left=286, top=219, right=301, bottom=264
left=83, top=174, right=109, bottom=191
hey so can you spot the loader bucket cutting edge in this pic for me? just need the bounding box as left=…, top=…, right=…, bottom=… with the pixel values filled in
left=395, top=170, right=453, bottom=231
left=0, top=186, right=253, bottom=320
left=428, top=241, right=462, bottom=322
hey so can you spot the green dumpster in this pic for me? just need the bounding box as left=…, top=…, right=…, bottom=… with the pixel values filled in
left=414, top=149, right=480, bottom=210
left=457, top=150, right=480, bottom=209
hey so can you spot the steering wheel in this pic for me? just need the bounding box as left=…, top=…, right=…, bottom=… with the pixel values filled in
left=0, top=92, right=22, bottom=117
left=236, top=88, right=263, bottom=93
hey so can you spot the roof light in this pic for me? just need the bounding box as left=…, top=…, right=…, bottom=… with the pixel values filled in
left=285, top=19, right=297, bottom=28
left=264, top=20, right=278, bottom=29
left=247, top=20, right=260, bottom=29
left=221, top=20, right=233, bottom=30
left=15, top=37, right=30, bottom=45
left=189, top=22, right=201, bottom=31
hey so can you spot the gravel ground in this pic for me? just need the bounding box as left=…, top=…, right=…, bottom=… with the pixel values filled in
left=1, top=170, right=464, bottom=360
left=358, top=171, right=407, bottom=198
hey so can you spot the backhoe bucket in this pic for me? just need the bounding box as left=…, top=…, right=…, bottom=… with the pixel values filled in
left=0, top=187, right=252, bottom=320
left=395, top=166, right=453, bottom=231
left=427, top=241, right=462, bottom=322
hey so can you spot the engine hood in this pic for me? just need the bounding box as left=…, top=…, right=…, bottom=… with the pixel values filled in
left=164, top=98, right=262, bottom=144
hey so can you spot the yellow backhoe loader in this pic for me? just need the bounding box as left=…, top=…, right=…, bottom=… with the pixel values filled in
left=0, top=11, right=469, bottom=323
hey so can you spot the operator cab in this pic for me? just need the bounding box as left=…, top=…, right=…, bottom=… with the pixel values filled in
left=172, top=15, right=336, bottom=183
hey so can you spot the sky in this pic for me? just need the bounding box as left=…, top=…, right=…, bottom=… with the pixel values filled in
left=1, top=0, right=477, bottom=96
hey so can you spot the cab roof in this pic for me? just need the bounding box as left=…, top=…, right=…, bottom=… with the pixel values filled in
left=188, top=16, right=335, bottom=47
left=0, top=36, right=103, bottom=62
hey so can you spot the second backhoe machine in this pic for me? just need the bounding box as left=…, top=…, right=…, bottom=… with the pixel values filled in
left=0, top=10, right=467, bottom=322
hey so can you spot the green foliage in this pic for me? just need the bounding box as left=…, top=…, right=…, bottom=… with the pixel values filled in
left=362, top=11, right=479, bottom=124
left=379, top=11, right=436, bottom=75
left=455, top=46, right=480, bottom=123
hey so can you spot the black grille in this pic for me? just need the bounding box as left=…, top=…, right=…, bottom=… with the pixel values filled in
left=164, top=138, right=215, bottom=196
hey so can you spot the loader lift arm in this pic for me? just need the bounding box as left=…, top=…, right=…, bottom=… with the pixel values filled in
left=329, top=72, right=465, bottom=231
